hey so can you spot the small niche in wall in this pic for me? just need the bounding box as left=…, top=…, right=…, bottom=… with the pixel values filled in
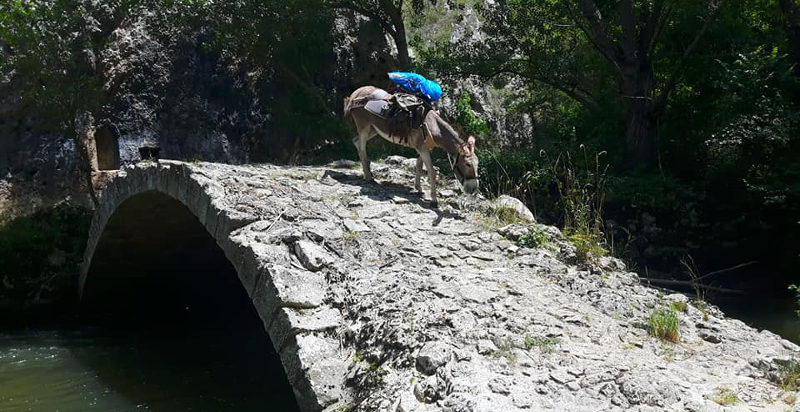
left=95, top=125, right=120, bottom=170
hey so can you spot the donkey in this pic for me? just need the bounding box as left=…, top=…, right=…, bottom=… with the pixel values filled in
left=343, top=86, right=479, bottom=206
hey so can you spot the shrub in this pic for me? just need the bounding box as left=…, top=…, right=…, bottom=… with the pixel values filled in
left=648, top=307, right=680, bottom=343
left=518, top=228, right=550, bottom=249
left=0, top=205, right=91, bottom=303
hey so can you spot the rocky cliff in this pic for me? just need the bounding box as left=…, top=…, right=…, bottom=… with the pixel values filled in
left=0, top=3, right=396, bottom=220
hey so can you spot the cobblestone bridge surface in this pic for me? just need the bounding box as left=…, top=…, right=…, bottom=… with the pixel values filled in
left=80, top=159, right=800, bottom=411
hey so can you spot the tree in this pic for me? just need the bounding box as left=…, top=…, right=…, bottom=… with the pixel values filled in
left=433, top=0, right=729, bottom=167
left=0, top=0, right=117, bottom=205
left=779, top=0, right=800, bottom=101
left=570, top=0, right=728, bottom=166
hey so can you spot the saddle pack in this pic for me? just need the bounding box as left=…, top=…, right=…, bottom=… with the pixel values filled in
left=387, top=93, right=430, bottom=140
left=363, top=93, right=431, bottom=143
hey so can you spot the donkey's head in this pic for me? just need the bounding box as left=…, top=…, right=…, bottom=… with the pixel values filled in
left=454, top=135, right=479, bottom=194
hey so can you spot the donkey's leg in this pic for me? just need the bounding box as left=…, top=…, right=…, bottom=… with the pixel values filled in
left=418, top=150, right=438, bottom=206
left=353, top=130, right=373, bottom=182
left=415, top=157, right=424, bottom=193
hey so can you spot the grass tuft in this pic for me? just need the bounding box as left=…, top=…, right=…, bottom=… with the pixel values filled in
left=569, top=232, right=607, bottom=262
left=670, top=301, right=688, bottom=313
left=648, top=307, right=680, bottom=343
left=777, top=360, right=800, bottom=391
left=524, top=335, right=560, bottom=353
left=711, top=387, right=738, bottom=406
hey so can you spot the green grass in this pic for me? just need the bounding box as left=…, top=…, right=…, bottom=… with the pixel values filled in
left=479, top=206, right=525, bottom=231
left=524, top=335, right=560, bottom=353
left=670, top=301, right=689, bottom=313
left=711, top=387, right=738, bottom=406
left=493, top=206, right=524, bottom=225
left=343, top=230, right=361, bottom=242
left=568, top=232, right=607, bottom=262
left=491, top=338, right=518, bottom=365
left=648, top=307, right=680, bottom=343
left=777, top=360, right=800, bottom=391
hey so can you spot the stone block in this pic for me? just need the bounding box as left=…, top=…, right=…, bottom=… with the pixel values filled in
left=270, top=307, right=343, bottom=349
left=294, top=240, right=335, bottom=272
left=280, top=333, right=344, bottom=410
left=416, top=341, right=453, bottom=376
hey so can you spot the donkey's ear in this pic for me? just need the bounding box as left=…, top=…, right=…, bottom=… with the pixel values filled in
left=468, top=135, right=476, bottom=147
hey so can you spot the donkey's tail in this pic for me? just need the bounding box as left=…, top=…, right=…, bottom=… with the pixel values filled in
left=343, top=96, right=354, bottom=124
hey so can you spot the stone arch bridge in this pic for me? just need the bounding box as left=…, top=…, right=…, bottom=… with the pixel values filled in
left=80, top=160, right=799, bottom=412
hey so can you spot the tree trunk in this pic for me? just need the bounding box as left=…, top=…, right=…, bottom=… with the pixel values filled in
left=394, top=23, right=411, bottom=70
left=619, top=55, right=659, bottom=168
left=624, top=100, right=657, bottom=167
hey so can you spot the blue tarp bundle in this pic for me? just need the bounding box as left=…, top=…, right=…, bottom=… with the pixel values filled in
left=388, top=72, right=442, bottom=102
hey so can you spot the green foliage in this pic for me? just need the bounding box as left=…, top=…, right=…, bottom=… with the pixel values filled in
left=568, top=233, right=607, bottom=262
left=0, top=205, right=92, bottom=303
left=343, top=230, right=361, bottom=242
left=492, top=207, right=523, bottom=225
left=454, top=91, right=489, bottom=137
left=0, top=0, right=108, bottom=128
left=476, top=148, right=545, bottom=206
left=789, top=284, right=800, bottom=320
left=539, top=148, right=609, bottom=262
left=517, top=228, right=550, bottom=249
left=648, top=307, right=680, bottom=343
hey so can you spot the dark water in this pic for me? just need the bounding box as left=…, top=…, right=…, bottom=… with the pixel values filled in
left=0, top=191, right=300, bottom=411
left=0, top=315, right=299, bottom=412
left=715, top=296, right=800, bottom=345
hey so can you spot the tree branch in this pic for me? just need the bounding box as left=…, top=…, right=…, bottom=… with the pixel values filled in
left=574, top=0, right=622, bottom=72
left=619, top=0, right=637, bottom=57
left=643, top=0, right=668, bottom=53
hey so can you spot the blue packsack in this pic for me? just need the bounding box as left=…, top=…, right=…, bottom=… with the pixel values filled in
left=388, top=72, right=442, bottom=102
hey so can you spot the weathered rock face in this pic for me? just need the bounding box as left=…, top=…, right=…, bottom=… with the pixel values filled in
left=81, top=157, right=800, bottom=411
left=0, top=4, right=395, bottom=219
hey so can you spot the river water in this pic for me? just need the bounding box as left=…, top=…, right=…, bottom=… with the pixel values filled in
left=0, top=318, right=299, bottom=412
left=716, top=296, right=800, bottom=345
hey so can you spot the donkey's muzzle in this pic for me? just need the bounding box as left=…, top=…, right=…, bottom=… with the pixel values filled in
left=462, top=179, right=479, bottom=195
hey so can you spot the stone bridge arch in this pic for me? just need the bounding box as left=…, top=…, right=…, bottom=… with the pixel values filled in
left=79, top=161, right=348, bottom=411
